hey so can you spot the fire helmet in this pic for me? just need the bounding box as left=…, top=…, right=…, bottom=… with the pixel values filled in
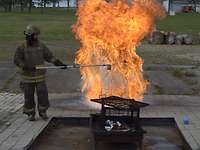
left=24, top=25, right=40, bottom=36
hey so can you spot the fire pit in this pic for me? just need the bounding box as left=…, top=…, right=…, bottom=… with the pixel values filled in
left=30, top=117, right=191, bottom=150
left=90, top=96, right=149, bottom=150
left=27, top=94, right=190, bottom=150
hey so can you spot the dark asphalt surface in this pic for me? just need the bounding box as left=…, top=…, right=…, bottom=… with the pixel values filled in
left=0, top=61, right=197, bottom=95
left=46, top=69, right=81, bottom=93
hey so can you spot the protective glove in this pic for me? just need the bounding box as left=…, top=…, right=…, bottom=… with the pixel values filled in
left=23, top=66, right=36, bottom=71
left=53, top=59, right=67, bottom=69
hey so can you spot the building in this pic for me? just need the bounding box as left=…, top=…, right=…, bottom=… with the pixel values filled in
left=33, top=0, right=77, bottom=8
left=162, top=0, right=200, bottom=13
left=32, top=0, right=200, bottom=12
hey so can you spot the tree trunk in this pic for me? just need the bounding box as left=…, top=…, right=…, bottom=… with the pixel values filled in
left=44, top=0, right=47, bottom=8
left=8, top=3, right=12, bottom=12
left=41, top=0, right=44, bottom=13
left=76, top=0, right=79, bottom=8
left=193, top=0, right=197, bottom=12
left=53, top=2, right=56, bottom=7
left=57, top=1, right=60, bottom=8
left=168, top=0, right=172, bottom=14
left=4, top=6, right=8, bottom=12
left=28, top=0, right=32, bottom=13
left=12, top=0, right=15, bottom=11
left=67, top=0, right=70, bottom=8
left=7, top=0, right=13, bottom=12
left=20, top=0, right=24, bottom=12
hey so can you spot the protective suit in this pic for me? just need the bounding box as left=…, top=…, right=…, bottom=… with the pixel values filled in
left=14, top=25, right=66, bottom=121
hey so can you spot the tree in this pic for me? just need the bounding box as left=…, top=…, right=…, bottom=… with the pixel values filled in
left=0, top=0, right=13, bottom=12
left=28, top=0, right=32, bottom=12
left=19, top=0, right=25, bottom=12
left=67, top=0, right=70, bottom=7
left=76, top=0, right=79, bottom=8
left=40, top=0, right=53, bottom=13
left=0, top=0, right=64, bottom=12
left=52, top=0, right=57, bottom=7
left=49, top=0, right=61, bottom=7
left=46, top=0, right=62, bottom=8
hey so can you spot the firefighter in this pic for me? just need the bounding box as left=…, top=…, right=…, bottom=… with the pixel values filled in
left=14, top=25, right=66, bottom=121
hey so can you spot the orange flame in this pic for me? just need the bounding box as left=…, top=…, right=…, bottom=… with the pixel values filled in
left=73, top=0, right=166, bottom=100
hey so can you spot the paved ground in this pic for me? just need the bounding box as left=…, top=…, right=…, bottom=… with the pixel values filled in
left=0, top=61, right=82, bottom=93
left=1, top=62, right=199, bottom=96
left=146, top=70, right=193, bottom=95
left=0, top=93, right=200, bottom=150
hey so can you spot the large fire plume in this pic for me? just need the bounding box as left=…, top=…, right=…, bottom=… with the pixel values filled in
left=73, top=0, right=166, bottom=100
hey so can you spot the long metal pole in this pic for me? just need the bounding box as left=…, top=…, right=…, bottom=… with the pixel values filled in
left=36, top=64, right=112, bottom=70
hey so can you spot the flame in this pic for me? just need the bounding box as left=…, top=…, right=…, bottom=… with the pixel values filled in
left=73, top=0, right=166, bottom=100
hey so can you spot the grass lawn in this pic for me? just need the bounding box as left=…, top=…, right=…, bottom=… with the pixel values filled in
left=0, top=8, right=79, bottom=62
left=0, top=8, right=77, bottom=41
left=157, top=13, right=200, bottom=36
left=0, top=8, right=200, bottom=64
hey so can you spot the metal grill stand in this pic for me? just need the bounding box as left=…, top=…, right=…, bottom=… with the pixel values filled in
left=90, top=96, right=149, bottom=150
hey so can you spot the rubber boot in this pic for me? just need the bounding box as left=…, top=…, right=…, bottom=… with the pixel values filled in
left=28, top=114, right=36, bottom=121
left=39, top=112, right=48, bottom=120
